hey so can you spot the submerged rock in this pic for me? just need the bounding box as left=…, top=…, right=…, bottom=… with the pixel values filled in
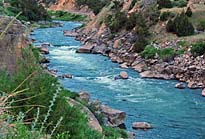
left=119, top=71, right=129, bottom=79
left=175, top=83, right=185, bottom=89
left=132, top=122, right=152, bottom=130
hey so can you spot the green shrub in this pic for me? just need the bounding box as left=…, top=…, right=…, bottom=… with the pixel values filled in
left=103, top=126, right=128, bottom=139
left=141, top=45, right=159, bottom=59
left=157, top=0, right=172, bottom=9
left=105, top=11, right=127, bottom=33
left=172, top=0, right=188, bottom=8
left=166, top=19, right=175, bottom=32
left=160, top=11, right=171, bottom=21
left=190, top=41, right=205, bottom=57
left=129, top=0, right=138, bottom=10
left=185, top=7, right=192, bottom=17
left=166, top=12, right=194, bottom=37
left=126, top=13, right=137, bottom=30
left=76, top=0, right=110, bottom=15
left=197, top=20, right=205, bottom=31
left=159, top=48, right=176, bottom=61
left=7, top=0, right=50, bottom=21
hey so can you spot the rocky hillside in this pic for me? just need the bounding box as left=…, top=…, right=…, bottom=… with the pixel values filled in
left=0, top=16, right=28, bottom=74
left=74, top=0, right=205, bottom=91
left=48, top=0, right=95, bottom=17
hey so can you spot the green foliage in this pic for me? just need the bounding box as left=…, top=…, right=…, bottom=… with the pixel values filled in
left=0, top=46, right=103, bottom=139
left=172, top=0, right=188, bottom=8
left=126, top=13, right=137, bottom=30
left=190, top=41, right=205, bottom=57
left=157, top=0, right=172, bottom=9
left=185, top=7, right=192, bottom=17
left=160, top=11, right=171, bottom=21
left=129, top=0, right=138, bottom=10
left=6, top=0, right=50, bottom=21
left=76, top=0, right=110, bottom=15
left=48, top=10, right=86, bottom=21
left=141, top=45, right=159, bottom=59
left=105, top=11, right=127, bottom=33
left=133, top=13, right=150, bottom=53
left=103, top=126, right=128, bottom=139
left=159, top=48, right=176, bottom=61
left=166, top=12, right=195, bottom=37
left=196, top=20, right=205, bottom=31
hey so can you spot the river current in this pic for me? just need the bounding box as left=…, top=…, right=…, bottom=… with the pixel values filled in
left=31, top=21, right=205, bottom=139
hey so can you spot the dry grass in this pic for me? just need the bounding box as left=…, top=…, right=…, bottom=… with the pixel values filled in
left=153, top=4, right=205, bottom=44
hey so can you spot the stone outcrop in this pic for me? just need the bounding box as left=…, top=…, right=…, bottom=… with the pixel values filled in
left=67, top=97, right=103, bottom=133
left=132, top=122, right=152, bottom=130
left=0, top=16, right=28, bottom=74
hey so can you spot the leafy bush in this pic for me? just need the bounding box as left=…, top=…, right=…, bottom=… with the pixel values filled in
left=126, top=13, right=137, bottom=30
left=166, top=12, right=194, bottom=36
left=159, top=48, right=176, bottom=61
left=129, top=0, right=138, bottom=10
left=197, top=20, right=205, bottom=31
left=172, top=0, right=188, bottom=8
left=141, top=45, right=159, bottom=59
left=190, top=41, right=205, bottom=57
left=185, top=7, right=192, bottom=17
left=160, top=11, right=171, bottom=21
left=105, top=11, right=127, bottom=33
left=7, top=0, right=50, bottom=21
left=76, top=0, right=110, bottom=15
left=157, top=0, right=173, bottom=9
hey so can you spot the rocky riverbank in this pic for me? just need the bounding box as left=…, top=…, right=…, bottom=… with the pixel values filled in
left=71, top=22, right=205, bottom=95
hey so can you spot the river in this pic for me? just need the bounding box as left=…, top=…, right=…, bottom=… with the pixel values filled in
left=31, top=21, right=205, bottom=139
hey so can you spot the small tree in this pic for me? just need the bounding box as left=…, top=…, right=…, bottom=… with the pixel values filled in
left=157, top=0, right=172, bottom=9
left=185, top=7, right=192, bottom=17
left=166, top=12, right=194, bottom=36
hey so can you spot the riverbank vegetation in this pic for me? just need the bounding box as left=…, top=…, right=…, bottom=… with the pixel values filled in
left=1, top=0, right=50, bottom=21
left=48, top=10, right=86, bottom=21
left=0, top=44, right=128, bottom=139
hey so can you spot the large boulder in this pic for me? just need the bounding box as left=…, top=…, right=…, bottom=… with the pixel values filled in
left=0, top=16, right=28, bottom=74
left=101, top=105, right=126, bottom=128
left=36, top=46, right=49, bottom=54
left=119, top=71, right=129, bottom=79
left=132, top=122, right=152, bottom=130
left=79, top=91, right=90, bottom=103
left=76, top=43, right=95, bottom=53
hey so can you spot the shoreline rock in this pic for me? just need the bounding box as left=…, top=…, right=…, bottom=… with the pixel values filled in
left=132, top=122, right=152, bottom=130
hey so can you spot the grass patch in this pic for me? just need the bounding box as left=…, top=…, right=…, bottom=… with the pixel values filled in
left=48, top=10, right=87, bottom=21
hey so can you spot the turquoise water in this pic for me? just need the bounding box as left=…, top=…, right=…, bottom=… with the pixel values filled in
left=32, top=21, right=205, bottom=139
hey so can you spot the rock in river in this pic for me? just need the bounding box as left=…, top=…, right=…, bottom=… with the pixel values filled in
left=119, top=71, right=129, bottom=79
left=132, top=122, right=152, bottom=130
left=175, top=83, right=185, bottom=89
left=76, top=43, right=95, bottom=53
left=101, top=105, right=126, bottom=128
left=202, top=89, right=205, bottom=97
left=79, top=91, right=90, bottom=103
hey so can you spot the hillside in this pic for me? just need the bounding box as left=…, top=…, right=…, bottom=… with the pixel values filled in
left=76, top=0, right=205, bottom=91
